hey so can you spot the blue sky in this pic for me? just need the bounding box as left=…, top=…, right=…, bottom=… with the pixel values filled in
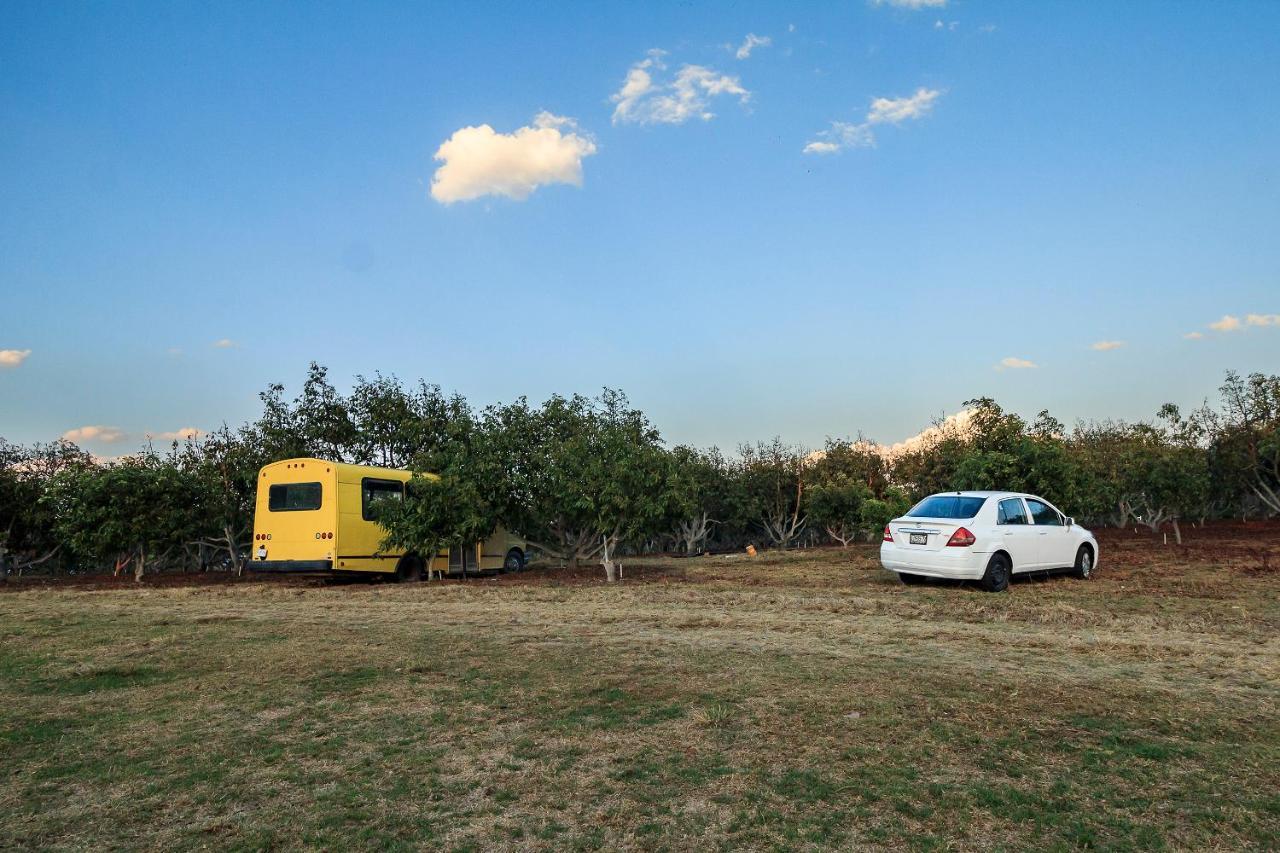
left=2, top=0, right=1278, bottom=454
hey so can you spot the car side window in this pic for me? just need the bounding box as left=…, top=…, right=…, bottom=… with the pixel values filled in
left=1025, top=498, right=1063, bottom=526
left=997, top=498, right=1029, bottom=525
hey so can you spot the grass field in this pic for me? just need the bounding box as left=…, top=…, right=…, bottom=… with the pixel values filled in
left=2, top=524, right=1278, bottom=851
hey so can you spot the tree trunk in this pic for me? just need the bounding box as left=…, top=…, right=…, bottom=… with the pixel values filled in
left=825, top=525, right=853, bottom=548
left=601, top=535, right=616, bottom=583
left=225, top=524, right=245, bottom=577
left=1171, top=518, right=1182, bottom=545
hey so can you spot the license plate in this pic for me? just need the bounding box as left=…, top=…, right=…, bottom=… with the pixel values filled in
left=909, top=533, right=928, bottom=545
left=256, top=545, right=267, bottom=559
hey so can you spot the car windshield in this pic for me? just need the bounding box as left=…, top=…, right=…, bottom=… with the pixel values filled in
left=905, top=495, right=988, bottom=519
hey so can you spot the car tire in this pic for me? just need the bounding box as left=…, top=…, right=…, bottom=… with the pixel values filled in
left=979, top=553, right=1011, bottom=592
left=503, top=548, right=525, bottom=573
left=898, top=572, right=927, bottom=585
left=1073, top=545, right=1094, bottom=580
left=395, top=556, right=423, bottom=583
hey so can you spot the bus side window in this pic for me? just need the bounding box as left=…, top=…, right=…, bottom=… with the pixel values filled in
left=362, top=478, right=404, bottom=521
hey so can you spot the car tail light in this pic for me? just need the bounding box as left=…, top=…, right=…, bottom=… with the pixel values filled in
left=883, top=525, right=893, bottom=542
left=947, top=527, right=976, bottom=547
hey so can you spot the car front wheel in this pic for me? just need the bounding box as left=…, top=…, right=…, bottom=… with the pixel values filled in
left=1074, top=545, right=1094, bottom=579
left=979, top=553, right=1011, bottom=592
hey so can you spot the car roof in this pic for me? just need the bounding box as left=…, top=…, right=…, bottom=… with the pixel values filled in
left=924, top=490, right=1034, bottom=499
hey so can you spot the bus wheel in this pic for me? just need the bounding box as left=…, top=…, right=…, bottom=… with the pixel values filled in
left=503, top=549, right=525, bottom=573
left=395, top=556, right=423, bottom=583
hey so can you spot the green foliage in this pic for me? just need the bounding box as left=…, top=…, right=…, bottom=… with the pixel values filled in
left=739, top=438, right=809, bottom=548
left=858, top=490, right=911, bottom=542
left=41, top=451, right=208, bottom=573
left=374, top=393, right=509, bottom=564
left=665, top=446, right=745, bottom=553
left=492, top=389, right=671, bottom=567
left=805, top=440, right=876, bottom=546
left=7, top=368, right=1280, bottom=574
left=0, top=439, right=93, bottom=572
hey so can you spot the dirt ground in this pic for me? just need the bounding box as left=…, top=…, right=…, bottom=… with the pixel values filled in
left=6, top=518, right=1277, bottom=592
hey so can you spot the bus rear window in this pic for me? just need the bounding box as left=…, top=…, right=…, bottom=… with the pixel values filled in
left=906, top=495, right=987, bottom=519
left=268, top=482, right=322, bottom=512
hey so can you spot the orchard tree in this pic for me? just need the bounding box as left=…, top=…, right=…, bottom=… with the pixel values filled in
left=42, top=453, right=208, bottom=579
left=375, top=394, right=511, bottom=576
left=739, top=438, right=808, bottom=549
left=1203, top=371, right=1280, bottom=516
left=806, top=440, right=874, bottom=547
left=0, top=439, right=94, bottom=575
left=185, top=424, right=267, bottom=574
left=493, top=390, right=670, bottom=577
left=665, top=446, right=743, bottom=555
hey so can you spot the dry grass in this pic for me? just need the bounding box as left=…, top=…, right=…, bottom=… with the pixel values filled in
left=1, top=527, right=1277, bottom=850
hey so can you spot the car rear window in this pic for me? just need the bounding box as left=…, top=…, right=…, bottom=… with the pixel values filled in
left=268, top=482, right=322, bottom=512
left=905, top=495, right=988, bottom=519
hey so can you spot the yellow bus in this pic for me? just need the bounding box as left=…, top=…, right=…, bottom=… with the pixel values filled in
left=248, top=458, right=527, bottom=580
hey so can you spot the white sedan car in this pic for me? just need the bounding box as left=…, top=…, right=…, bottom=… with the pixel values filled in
left=880, top=491, right=1098, bottom=592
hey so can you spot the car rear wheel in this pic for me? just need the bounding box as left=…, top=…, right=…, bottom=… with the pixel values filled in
left=503, top=548, right=525, bottom=573
left=979, top=553, right=1011, bottom=592
left=1073, top=545, right=1094, bottom=579
left=898, top=572, right=927, bottom=585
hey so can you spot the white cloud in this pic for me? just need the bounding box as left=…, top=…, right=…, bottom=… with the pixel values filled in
left=213, top=338, right=238, bottom=348
left=867, top=88, right=943, bottom=125
left=802, top=141, right=842, bottom=155
left=430, top=112, right=597, bottom=204
left=62, top=425, right=126, bottom=444
left=995, top=357, right=1038, bottom=371
left=147, top=427, right=205, bottom=442
left=1090, top=340, right=1125, bottom=351
left=803, top=121, right=875, bottom=154
left=0, top=349, right=31, bottom=368
left=735, top=33, right=772, bottom=60
left=1184, top=331, right=1205, bottom=340
left=804, top=88, right=941, bottom=154
left=811, top=410, right=980, bottom=465
left=1246, top=313, right=1280, bottom=327
left=611, top=52, right=750, bottom=126
left=872, top=0, right=947, bottom=8
left=1208, top=315, right=1242, bottom=332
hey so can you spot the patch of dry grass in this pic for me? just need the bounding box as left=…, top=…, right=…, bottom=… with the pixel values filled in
left=1, top=539, right=1277, bottom=850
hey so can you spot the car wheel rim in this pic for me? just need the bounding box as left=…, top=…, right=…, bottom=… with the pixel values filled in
left=1082, top=553, right=1092, bottom=576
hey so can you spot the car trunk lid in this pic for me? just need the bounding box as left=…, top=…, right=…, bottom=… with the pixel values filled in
left=889, top=518, right=965, bottom=552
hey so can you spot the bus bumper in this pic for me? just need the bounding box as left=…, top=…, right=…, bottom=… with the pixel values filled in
left=249, top=559, right=334, bottom=574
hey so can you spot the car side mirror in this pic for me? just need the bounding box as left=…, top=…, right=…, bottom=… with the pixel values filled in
left=1065, top=517, right=1074, bottom=528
